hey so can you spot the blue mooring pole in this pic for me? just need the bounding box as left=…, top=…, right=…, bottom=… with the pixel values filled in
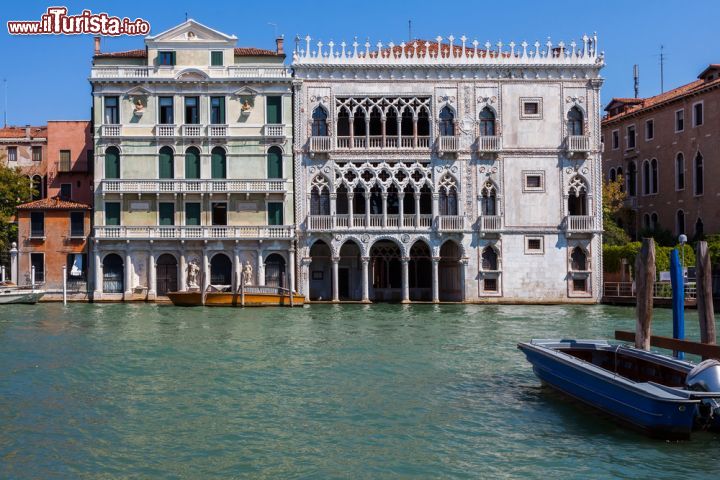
left=670, top=248, right=685, bottom=359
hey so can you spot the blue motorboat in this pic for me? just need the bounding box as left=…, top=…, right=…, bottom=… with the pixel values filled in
left=517, top=339, right=720, bottom=439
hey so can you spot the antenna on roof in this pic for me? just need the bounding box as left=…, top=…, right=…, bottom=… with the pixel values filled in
left=408, top=20, right=412, bottom=41
left=268, top=23, right=278, bottom=39
left=633, top=64, right=640, bottom=99
left=3, top=78, right=6, bottom=128
left=659, top=45, right=665, bottom=93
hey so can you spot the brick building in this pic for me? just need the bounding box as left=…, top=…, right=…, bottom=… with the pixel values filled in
left=0, top=125, right=49, bottom=199
left=602, top=64, right=720, bottom=239
left=47, top=121, right=93, bottom=204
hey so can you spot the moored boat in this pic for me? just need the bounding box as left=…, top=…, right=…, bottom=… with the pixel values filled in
left=518, top=339, right=720, bottom=439
left=167, top=285, right=304, bottom=307
left=0, top=283, right=45, bottom=304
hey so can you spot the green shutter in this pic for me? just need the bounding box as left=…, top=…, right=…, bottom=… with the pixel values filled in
left=159, top=203, right=175, bottom=226
left=266, top=96, right=282, bottom=124
left=267, top=148, right=282, bottom=178
left=185, top=149, right=200, bottom=179
left=211, top=149, right=226, bottom=179
left=159, top=148, right=174, bottom=179
left=185, top=203, right=201, bottom=226
left=105, top=202, right=121, bottom=226
left=105, top=148, right=120, bottom=179
left=268, top=203, right=283, bottom=226
left=171, top=51, right=176, bottom=66
left=219, top=97, right=225, bottom=124
left=211, top=51, right=223, bottom=66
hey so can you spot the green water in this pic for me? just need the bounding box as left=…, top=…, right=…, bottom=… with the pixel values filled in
left=0, top=303, right=718, bottom=479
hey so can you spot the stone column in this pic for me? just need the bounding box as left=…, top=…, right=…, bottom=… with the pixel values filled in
left=347, top=194, right=354, bottom=227
left=10, top=242, right=18, bottom=285
left=202, top=249, right=209, bottom=292
left=401, top=257, right=410, bottom=303
left=257, top=250, right=265, bottom=286
left=381, top=117, right=387, bottom=147
left=233, top=247, right=240, bottom=292
left=179, top=251, right=187, bottom=291
left=93, top=242, right=102, bottom=297
left=349, top=116, right=354, bottom=146
left=432, top=257, right=440, bottom=303
left=381, top=193, right=388, bottom=228
left=459, top=258, right=468, bottom=302
left=332, top=256, right=340, bottom=302
left=398, top=193, right=405, bottom=228
left=361, top=256, right=370, bottom=303
left=364, top=193, right=371, bottom=227
left=124, top=250, right=132, bottom=296
left=148, top=248, right=156, bottom=298
left=288, top=247, right=296, bottom=293
left=414, top=193, right=421, bottom=228
left=301, top=257, right=311, bottom=301
left=432, top=193, right=439, bottom=218
left=413, top=117, right=418, bottom=148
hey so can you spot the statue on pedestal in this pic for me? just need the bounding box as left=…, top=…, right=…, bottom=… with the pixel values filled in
left=242, top=260, right=254, bottom=286
left=186, top=261, right=200, bottom=290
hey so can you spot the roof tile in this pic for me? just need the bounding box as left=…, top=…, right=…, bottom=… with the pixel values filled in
left=17, top=197, right=91, bottom=210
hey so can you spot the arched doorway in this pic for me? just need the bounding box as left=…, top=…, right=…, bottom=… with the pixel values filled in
left=102, top=253, right=123, bottom=293
left=309, top=240, right=332, bottom=300
left=409, top=240, right=432, bottom=301
left=105, top=146, right=120, bottom=179
left=339, top=241, right=362, bottom=300
left=265, top=254, right=286, bottom=288
left=211, top=147, right=226, bottom=179
left=267, top=146, right=283, bottom=179
left=156, top=253, right=178, bottom=295
left=158, top=146, right=174, bottom=179
left=185, top=147, right=200, bottom=179
left=210, top=253, right=232, bottom=286
left=439, top=240, right=462, bottom=302
left=370, top=240, right=402, bottom=302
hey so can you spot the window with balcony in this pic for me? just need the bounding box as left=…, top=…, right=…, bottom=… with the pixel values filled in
left=438, top=180, right=458, bottom=216
left=310, top=180, right=330, bottom=215
left=185, top=203, right=201, bottom=226
left=267, top=146, right=282, bottom=179
left=211, top=147, right=226, bottom=179
left=210, top=97, right=225, bottom=124
left=105, top=202, right=121, bottom=226
left=104, top=146, right=120, bottom=179
left=266, top=96, right=282, bottom=124
left=159, top=97, right=174, bottom=124
left=60, top=183, right=71, bottom=200
left=30, top=253, right=44, bottom=283
left=211, top=202, right=227, bottom=226
left=30, top=212, right=44, bottom=237
left=480, top=182, right=497, bottom=216
left=479, top=107, right=496, bottom=136
left=210, top=51, right=223, bottom=66
left=159, top=202, right=175, bottom=226
left=32, top=146, right=42, bottom=162
left=694, top=152, right=704, bottom=195
left=184, top=147, right=200, bottom=179
left=567, top=107, right=584, bottom=136
left=311, top=107, right=328, bottom=136
left=438, top=106, right=455, bottom=136
left=7, top=146, right=17, bottom=162
left=70, top=211, right=84, bottom=237
left=158, top=51, right=176, bottom=66
left=567, top=176, right=588, bottom=216
left=158, top=146, right=174, bottom=179
left=626, top=125, right=636, bottom=149
left=184, top=97, right=199, bottom=124
left=104, top=96, right=119, bottom=124
left=676, top=153, right=685, bottom=190
left=268, top=203, right=283, bottom=226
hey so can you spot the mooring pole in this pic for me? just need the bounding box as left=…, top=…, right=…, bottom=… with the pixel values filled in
left=670, top=248, right=684, bottom=359
left=1, top=265, right=5, bottom=282
left=62, top=265, right=67, bottom=306
left=635, top=238, right=655, bottom=350
left=31, top=266, right=35, bottom=292
left=696, top=241, right=716, bottom=347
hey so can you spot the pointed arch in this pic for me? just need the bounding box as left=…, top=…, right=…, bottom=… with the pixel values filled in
left=479, top=106, right=496, bottom=136
left=568, top=175, right=588, bottom=216
left=438, top=105, right=455, bottom=136
left=311, top=105, right=329, bottom=136
left=480, top=180, right=498, bottom=216
left=567, top=106, right=584, bottom=136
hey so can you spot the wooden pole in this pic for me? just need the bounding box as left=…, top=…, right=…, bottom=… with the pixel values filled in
left=635, top=238, right=655, bottom=350
left=696, top=241, right=716, bottom=345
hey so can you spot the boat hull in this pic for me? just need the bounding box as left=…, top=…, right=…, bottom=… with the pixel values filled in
left=167, top=291, right=304, bottom=307
left=0, top=290, right=45, bottom=304
left=518, top=341, right=699, bottom=439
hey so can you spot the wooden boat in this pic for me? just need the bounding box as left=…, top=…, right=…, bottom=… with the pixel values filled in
left=518, top=339, right=720, bottom=439
left=0, top=283, right=45, bottom=304
left=167, top=284, right=304, bottom=307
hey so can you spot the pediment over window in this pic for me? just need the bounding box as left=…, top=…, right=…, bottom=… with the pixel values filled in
left=145, top=19, right=236, bottom=47
left=125, top=86, right=152, bottom=96
left=233, top=86, right=260, bottom=96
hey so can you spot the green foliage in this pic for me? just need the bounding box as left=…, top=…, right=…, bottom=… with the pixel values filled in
left=0, top=161, right=35, bottom=256
left=638, top=227, right=677, bottom=247
left=705, top=235, right=720, bottom=266
left=603, top=241, right=696, bottom=275
left=602, top=177, right=631, bottom=246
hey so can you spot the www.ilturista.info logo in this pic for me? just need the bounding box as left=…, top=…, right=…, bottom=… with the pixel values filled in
left=7, top=7, right=150, bottom=35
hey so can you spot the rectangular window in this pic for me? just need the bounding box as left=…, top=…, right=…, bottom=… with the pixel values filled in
left=185, top=202, right=201, bottom=226
left=32, top=146, right=42, bottom=162
left=30, top=212, right=45, bottom=237
left=525, top=236, right=544, bottom=254
left=159, top=97, right=174, bottom=124
left=59, top=149, right=71, bottom=172
left=105, top=202, right=121, bottom=226
left=60, top=183, right=71, bottom=200
left=158, top=51, right=175, bottom=66
left=626, top=125, right=636, bottom=149
left=266, top=96, right=282, bottom=124
left=210, top=51, right=223, bottom=66
left=612, top=130, right=619, bottom=150
left=210, top=97, right=226, bottom=124
left=7, top=146, right=17, bottom=162
left=483, top=278, right=498, bottom=292
left=104, top=96, right=119, bottom=124
left=693, top=102, right=704, bottom=127
left=675, top=109, right=684, bottom=132
left=520, top=98, right=542, bottom=119
left=70, top=211, right=84, bottom=237
left=645, top=119, right=654, bottom=140
left=572, top=277, right=587, bottom=292
left=159, top=202, right=175, bottom=226
left=523, top=171, right=545, bottom=192
left=211, top=203, right=227, bottom=226
left=267, top=202, right=284, bottom=226
left=184, top=97, right=199, bottom=124
left=30, top=253, right=44, bottom=283
left=67, top=253, right=87, bottom=279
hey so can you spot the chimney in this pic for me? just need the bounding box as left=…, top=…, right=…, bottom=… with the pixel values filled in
left=94, top=36, right=101, bottom=55
left=276, top=35, right=284, bottom=55
left=25, top=124, right=31, bottom=139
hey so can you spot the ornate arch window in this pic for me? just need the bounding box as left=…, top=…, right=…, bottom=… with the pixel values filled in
left=480, top=181, right=497, bottom=216
left=438, top=174, right=458, bottom=215
left=479, top=107, right=496, bottom=136
left=481, top=247, right=498, bottom=270
left=310, top=175, right=330, bottom=215
left=311, top=107, right=328, bottom=136
left=439, top=106, right=455, bottom=136
left=567, top=175, right=588, bottom=216
left=567, top=107, right=584, bottom=136
left=337, top=107, right=350, bottom=137
left=570, top=247, right=587, bottom=271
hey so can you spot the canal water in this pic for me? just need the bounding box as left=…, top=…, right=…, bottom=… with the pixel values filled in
left=1, top=303, right=718, bottom=479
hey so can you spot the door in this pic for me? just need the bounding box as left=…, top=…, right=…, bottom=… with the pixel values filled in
left=185, top=148, right=200, bottom=179
left=156, top=254, right=178, bottom=295
left=339, top=268, right=350, bottom=300
left=267, top=203, right=283, bottom=226
left=266, top=96, right=282, bottom=124
left=159, top=202, right=175, bottom=225
left=105, top=202, right=121, bottom=226
left=211, top=147, right=226, bottom=179
left=212, top=203, right=227, bottom=225
left=185, top=203, right=201, bottom=226
left=159, top=147, right=174, bottom=179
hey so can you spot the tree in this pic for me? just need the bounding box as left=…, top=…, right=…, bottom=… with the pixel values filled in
left=602, top=176, right=631, bottom=245
left=0, top=154, right=35, bottom=259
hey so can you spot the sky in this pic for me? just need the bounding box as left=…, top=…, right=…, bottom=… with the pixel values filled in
left=1, top=0, right=719, bottom=126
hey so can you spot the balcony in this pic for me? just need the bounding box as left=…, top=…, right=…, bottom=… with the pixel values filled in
left=207, top=124, right=228, bottom=138
left=438, top=136, right=459, bottom=154
left=98, top=179, right=287, bottom=195
left=437, top=215, right=465, bottom=232
left=309, top=136, right=331, bottom=154
left=155, top=124, right=176, bottom=137
left=477, top=136, right=502, bottom=153
left=566, top=135, right=591, bottom=154
left=263, top=124, right=286, bottom=138
left=563, top=215, right=595, bottom=236
left=477, top=215, right=502, bottom=236
left=335, top=136, right=430, bottom=151
left=101, top=124, right=121, bottom=137
left=94, top=225, right=294, bottom=240
left=90, top=65, right=291, bottom=81
left=307, top=214, right=434, bottom=231
left=181, top=124, right=203, bottom=137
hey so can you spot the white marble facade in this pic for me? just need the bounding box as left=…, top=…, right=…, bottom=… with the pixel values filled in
left=292, top=35, right=605, bottom=303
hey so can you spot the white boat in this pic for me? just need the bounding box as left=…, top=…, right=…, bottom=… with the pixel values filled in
left=0, top=284, right=45, bottom=304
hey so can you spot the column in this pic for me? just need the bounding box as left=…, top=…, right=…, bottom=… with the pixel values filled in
left=331, top=257, right=340, bottom=302
left=202, top=249, right=209, bottom=293
left=10, top=242, right=18, bottom=284
left=401, top=257, right=410, bottom=303
left=396, top=119, right=402, bottom=146
left=432, top=257, right=440, bottom=303
left=349, top=116, right=354, bottom=147
left=432, top=193, right=439, bottom=219
left=347, top=194, right=354, bottom=227
left=179, top=251, right=187, bottom=291
left=381, top=117, right=386, bottom=147
left=257, top=250, right=265, bottom=286
left=361, top=256, right=370, bottom=303
left=414, top=193, right=421, bottom=228
left=233, top=247, right=240, bottom=292
left=93, top=243, right=102, bottom=297
left=398, top=193, right=404, bottom=228
left=381, top=193, right=388, bottom=228
left=148, top=249, right=156, bottom=297
left=412, top=117, right=418, bottom=148
left=364, top=193, right=371, bottom=227
left=365, top=118, right=370, bottom=147
left=124, top=250, right=132, bottom=296
left=301, top=258, right=311, bottom=301
left=459, top=258, right=468, bottom=303
left=288, top=247, right=296, bottom=293
left=330, top=193, right=337, bottom=228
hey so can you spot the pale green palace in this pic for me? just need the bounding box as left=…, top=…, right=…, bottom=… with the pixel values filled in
left=90, top=20, right=294, bottom=300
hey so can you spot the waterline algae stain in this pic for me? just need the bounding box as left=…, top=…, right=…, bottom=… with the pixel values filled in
left=1, top=304, right=718, bottom=478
